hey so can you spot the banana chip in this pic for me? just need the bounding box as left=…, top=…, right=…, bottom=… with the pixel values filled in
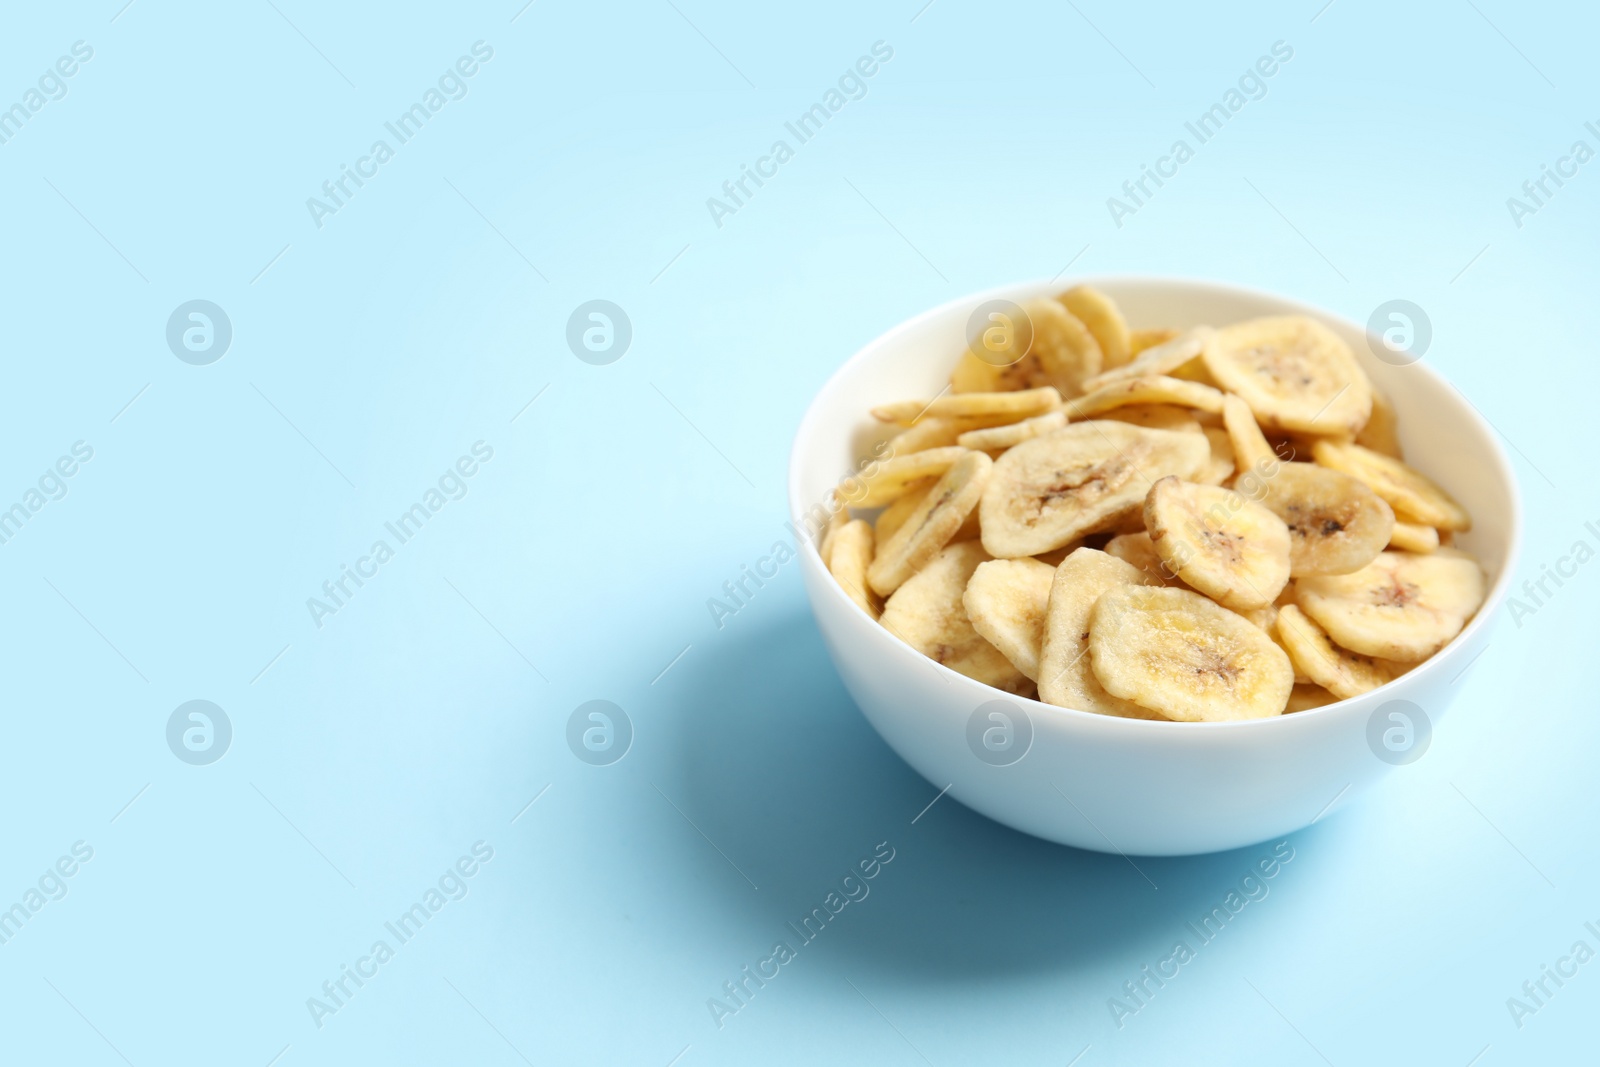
left=1285, top=683, right=1337, bottom=713
left=817, top=493, right=848, bottom=568
left=1389, top=520, right=1439, bottom=554
left=1274, top=604, right=1395, bottom=699
left=847, top=447, right=967, bottom=508
left=1104, top=531, right=1186, bottom=587
left=1037, top=548, right=1166, bottom=718
left=1295, top=550, right=1486, bottom=662
left=874, top=478, right=936, bottom=543
left=956, top=410, right=1068, bottom=451
left=1128, top=327, right=1180, bottom=355
left=1089, top=586, right=1294, bottom=721
left=1100, top=403, right=1204, bottom=435
left=963, top=558, right=1056, bottom=680
left=1310, top=440, right=1471, bottom=532
left=888, top=417, right=970, bottom=455
left=1144, top=476, right=1292, bottom=610
left=979, top=422, right=1210, bottom=558
left=868, top=451, right=992, bottom=597
left=1198, top=426, right=1236, bottom=485
left=872, top=388, right=1061, bottom=426
left=1203, top=316, right=1372, bottom=435
left=1356, top=387, right=1403, bottom=459
left=828, top=520, right=878, bottom=617
left=1082, top=327, right=1213, bottom=392
left=1029, top=298, right=1104, bottom=397
left=1068, top=375, right=1226, bottom=419
left=1222, top=394, right=1277, bottom=471
left=1257, top=462, right=1395, bottom=577
left=1058, top=285, right=1131, bottom=370
left=879, top=541, right=1031, bottom=693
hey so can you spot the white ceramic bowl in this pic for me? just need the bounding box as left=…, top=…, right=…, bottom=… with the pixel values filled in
left=789, top=276, right=1520, bottom=856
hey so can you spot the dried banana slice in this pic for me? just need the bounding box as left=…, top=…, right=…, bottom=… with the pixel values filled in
left=1129, top=327, right=1180, bottom=355
left=1068, top=375, right=1226, bottom=419
left=817, top=492, right=848, bottom=568
left=867, top=451, right=992, bottom=597
left=1222, top=393, right=1277, bottom=472
left=847, top=446, right=966, bottom=508
left=1144, top=476, right=1292, bottom=610
left=1057, top=285, right=1131, bottom=370
left=1082, top=327, right=1213, bottom=392
left=1088, top=586, right=1294, bottom=721
left=828, top=519, right=878, bottom=617
left=956, top=410, right=1067, bottom=451
left=963, top=558, right=1056, bottom=680
left=1285, top=683, right=1337, bottom=712
left=1202, top=316, right=1372, bottom=436
left=879, top=541, right=1030, bottom=693
left=1274, top=604, right=1395, bottom=699
left=1029, top=298, right=1104, bottom=398
left=1104, top=531, right=1185, bottom=587
left=1256, top=462, right=1395, bottom=577
left=1356, top=387, right=1403, bottom=459
left=1037, top=548, right=1165, bottom=718
left=1198, top=426, right=1236, bottom=485
left=979, top=422, right=1209, bottom=558
left=872, top=387, right=1061, bottom=427
left=1389, top=520, right=1439, bottom=554
left=1100, top=403, right=1204, bottom=435
left=1310, top=440, right=1471, bottom=532
left=888, top=417, right=969, bottom=455
left=1294, top=550, right=1486, bottom=662
left=873, top=478, right=936, bottom=543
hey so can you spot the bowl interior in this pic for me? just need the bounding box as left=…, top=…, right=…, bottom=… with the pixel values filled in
left=789, top=275, right=1518, bottom=685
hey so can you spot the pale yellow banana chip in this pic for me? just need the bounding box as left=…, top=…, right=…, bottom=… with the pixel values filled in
left=1104, top=531, right=1186, bottom=587
left=1089, top=586, right=1294, bottom=721
left=846, top=446, right=966, bottom=508
left=1311, top=440, right=1471, bottom=533
left=1068, top=375, right=1226, bottom=419
left=1389, top=520, right=1439, bottom=553
left=868, top=451, right=992, bottom=597
left=874, top=478, right=936, bottom=543
left=1037, top=548, right=1165, bottom=719
left=956, top=410, right=1068, bottom=451
left=1100, top=403, right=1204, bottom=435
left=1144, top=476, right=1291, bottom=610
left=979, top=422, right=1210, bottom=558
left=828, top=519, right=878, bottom=617
left=1029, top=298, right=1104, bottom=397
left=962, top=558, right=1056, bottom=680
left=1222, top=393, right=1276, bottom=472
left=1285, top=683, right=1337, bottom=712
left=1356, top=386, right=1403, bottom=459
left=887, top=417, right=969, bottom=455
left=1081, top=327, right=1213, bottom=392
left=879, top=541, right=1030, bottom=693
left=1057, top=285, right=1131, bottom=370
left=817, top=493, right=848, bottom=568
left=1255, top=462, right=1394, bottom=577
left=1199, top=426, right=1236, bottom=485
left=872, top=388, right=1061, bottom=427
left=1128, top=328, right=1179, bottom=355
left=1274, top=604, right=1395, bottom=700
left=1203, top=316, right=1372, bottom=435
left=1294, top=550, right=1485, bottom=662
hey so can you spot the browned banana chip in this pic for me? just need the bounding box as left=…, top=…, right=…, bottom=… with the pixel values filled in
left=828, top=520, right=878, bottom=617
left=1068, top=375, right=1226, bottom=419
left=867, top=451, right=993, bottom=597
left=1144, top=476, right=1292, bottom=610
left=1037, top=548, right=1166, bottom=718
left=846, top=446, right=967, bottom=508
left=979, top=422, right=1210, bottom=558
left=1089, top=586, right=1294, bottom=721
left=962, top=558, right=1056, bottom=680
left=879, top=541, right=1031, bottom=693
left=1203, top=316, right=1372, bottom=436
left=1311, top=440, right=1471, bottom=532
left=872, top=388, right=1061, bottom=427
left=1256, top=462, right=1395, bottom=577
left=1057, top=285, right=1131, bottom=370
left=1274, top=604, right=1395, bottom=700
left=1294, top=550, right=1486, bottom=662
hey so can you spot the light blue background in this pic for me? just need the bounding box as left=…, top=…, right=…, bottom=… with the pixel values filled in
left=0, top=1, right=1594, bottom=1063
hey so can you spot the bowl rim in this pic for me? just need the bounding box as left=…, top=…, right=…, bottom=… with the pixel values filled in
left=786, top=273, right=1524, bottom=732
